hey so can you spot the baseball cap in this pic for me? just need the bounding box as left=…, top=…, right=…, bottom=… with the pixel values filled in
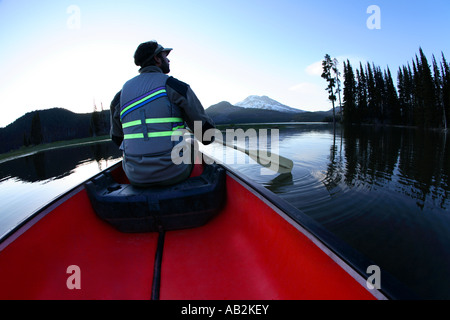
left=134, top=41, right=172, bottom=67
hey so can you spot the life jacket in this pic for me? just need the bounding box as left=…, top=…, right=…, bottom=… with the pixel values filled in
left=119, top=72, right=185, bottom=156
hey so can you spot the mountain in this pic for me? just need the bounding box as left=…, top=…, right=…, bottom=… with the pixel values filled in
left=0, top=108, right=110, bottom=154
left=235, top=95, right=305, bottom=113
left=206, top=97, right=331, bottom=125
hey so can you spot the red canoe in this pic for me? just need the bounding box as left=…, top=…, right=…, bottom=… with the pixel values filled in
left=0, top=159, right=410, bottom=300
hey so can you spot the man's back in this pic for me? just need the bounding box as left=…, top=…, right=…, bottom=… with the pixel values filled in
left=111, top=41, right=215, bottom=187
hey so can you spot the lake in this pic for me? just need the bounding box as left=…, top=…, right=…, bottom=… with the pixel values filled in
left=1, top=123, right=449, bottom=299
left=0, top=141, right=122, bottom=239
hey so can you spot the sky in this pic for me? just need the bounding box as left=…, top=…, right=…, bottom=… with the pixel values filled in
left=0, top=0, right=449, bottom=128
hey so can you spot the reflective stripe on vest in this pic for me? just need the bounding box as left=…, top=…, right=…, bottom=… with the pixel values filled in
left=122, top=117, right=185, bottom=140
left=120, top=86, right=167, bottom=121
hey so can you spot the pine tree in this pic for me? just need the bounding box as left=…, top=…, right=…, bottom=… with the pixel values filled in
left=397, top=67, right=406, bottom=124
left=418, top=48, right=438, bottom=127
left=333, top=58, right=343, bottom=122
left=373, top=64, right=385, bottom=122
left=321, top=54, right=337, bottom=125
left=412, top=59, right=424, bottom=126
left=366, top=62, right=376, bottom=122
left=398, top=64, right=415, bottom=125
left=342, top=60, right=357, bottom=124
left=441, top=52, right=450, bottom=130
left=432, top=55, right=445, bottom=129
left=385, top=67, right=400, bottom=124
left=357, top=63, right=368, bottom=122
left=406, top=64, right=415, bottom=125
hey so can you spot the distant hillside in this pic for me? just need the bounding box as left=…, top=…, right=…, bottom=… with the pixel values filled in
left=0, top=108, right=110, bottom=154
left=0, top=97, right=333, bottom=154
left=206, top=101, right=332, bottom=125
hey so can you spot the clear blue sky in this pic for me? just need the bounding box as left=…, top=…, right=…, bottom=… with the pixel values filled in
left=0, top=0, right=449, bottom=127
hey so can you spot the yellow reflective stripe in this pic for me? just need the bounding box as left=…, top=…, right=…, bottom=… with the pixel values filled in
left=120, top=89, right=167, bottom=119
left=122, top=117, right=184, bottom=129
left=124, top=133, right=144, bottom=139
left=122, top=120, right=141, bottom=129
left=146, top=117, right=183, bottom=124
left=124, top=130, right=183, bottom=140
left=148, top=131, right=183, bottom=138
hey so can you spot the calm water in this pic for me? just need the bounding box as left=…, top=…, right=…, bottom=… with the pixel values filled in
left=0, top=141, right=122, bottom=239
left=1, top=124, right=449, bottom=299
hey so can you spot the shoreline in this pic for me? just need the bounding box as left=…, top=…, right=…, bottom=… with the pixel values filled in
left=1, top=121, right=447, bottom=164
left=0, top=135, right=111, bottom=164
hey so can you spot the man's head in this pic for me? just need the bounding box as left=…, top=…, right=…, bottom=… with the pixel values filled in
left=134, top=41, right=172, bottom=74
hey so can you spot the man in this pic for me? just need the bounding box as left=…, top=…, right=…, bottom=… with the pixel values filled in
left=110, top=40, right=215, bottom=187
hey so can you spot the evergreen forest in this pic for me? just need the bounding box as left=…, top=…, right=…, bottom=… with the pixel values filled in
left=339, top=48, right=449, bottom=129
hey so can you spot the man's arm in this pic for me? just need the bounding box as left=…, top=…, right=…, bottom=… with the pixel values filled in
left=166, top=77, right=215, bottom=145
left=110, top=90, right=123, bottom=147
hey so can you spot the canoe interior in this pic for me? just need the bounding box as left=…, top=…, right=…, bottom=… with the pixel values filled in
left=0, top=163, right=377, bottom=300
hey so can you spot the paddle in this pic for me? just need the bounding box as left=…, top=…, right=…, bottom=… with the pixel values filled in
left=183, top=129, right=294, bottom=174
left=213, top=138, right=294, bottom=174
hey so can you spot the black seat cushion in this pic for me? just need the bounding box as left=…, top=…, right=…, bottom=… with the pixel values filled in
left=85, top=164, right=226, bottom=233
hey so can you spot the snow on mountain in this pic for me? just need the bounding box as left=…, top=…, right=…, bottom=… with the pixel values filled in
left=235, top=95, right=304, bottom=113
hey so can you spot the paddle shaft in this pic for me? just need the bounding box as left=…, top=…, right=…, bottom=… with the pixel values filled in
left=214, top=138, right=293, bottom=174
left=184, top=129, right=293, bottom=173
